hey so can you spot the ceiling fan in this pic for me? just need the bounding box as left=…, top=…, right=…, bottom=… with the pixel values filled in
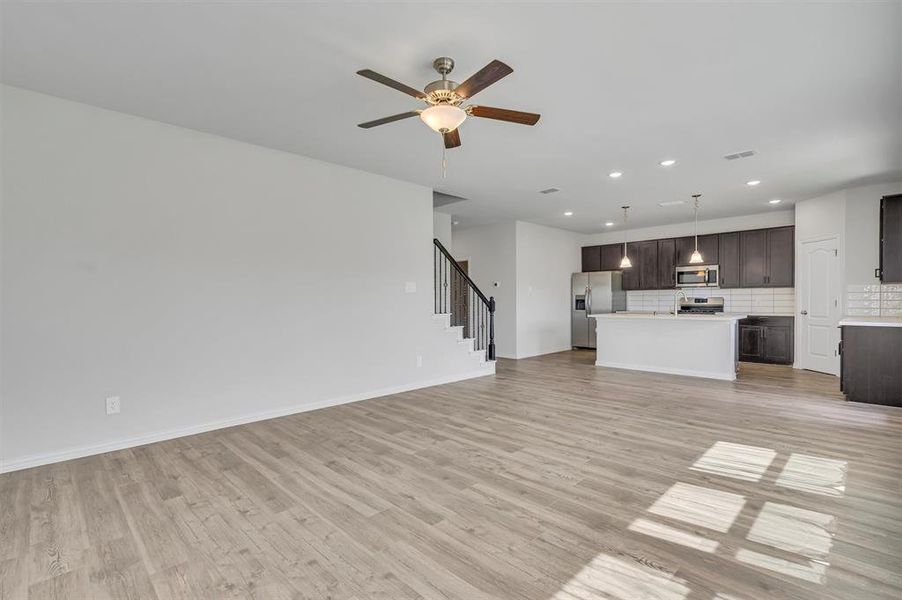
left=356, top=57, right=540, bottom=149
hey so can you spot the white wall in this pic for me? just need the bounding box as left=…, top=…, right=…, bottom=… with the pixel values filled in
left=515, top=222, right=582, bottom=358
left=451, top=222, right=517, bottom=358
left=453, top=220, right=582, bottom=359
left=0, top=86, right=488, bottom=471
left=433, top=211, right=452, bottom=249
left=582, top=210, right=794, bottom=246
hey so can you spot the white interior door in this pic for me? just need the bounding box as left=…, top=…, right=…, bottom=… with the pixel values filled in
left=799, top=238, right=840, bottom=375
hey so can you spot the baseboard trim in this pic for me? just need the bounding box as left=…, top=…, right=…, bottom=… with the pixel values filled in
left=0, top=367, right=494, bottom=474
left=595, top=360, right=736, bottom=381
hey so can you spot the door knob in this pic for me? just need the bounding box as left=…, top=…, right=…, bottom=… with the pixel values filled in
left=800, top=310, right=808, bottom=315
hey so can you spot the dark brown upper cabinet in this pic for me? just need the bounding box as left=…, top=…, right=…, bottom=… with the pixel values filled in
left=600, top=244, right=624, bottom=271
left=621, top=242, right=640, bottom=290
left=719, top=232, right=741, bottom=288
left=676, top=234, right=719, bottom=266
left=766, top=227, right=794, bottom=287
left=657, top=238, right=677, bottom=289
left=637, top=240, right=658, bottom=290
left=581, top=245, right=601, bottom=272
left=741, top=227, right=794, bottom=287
left=740, top=229, right=769, bottom=287
left=880, top=194, right=902, bottom=283
left=583, top=226, right=793, bottom=289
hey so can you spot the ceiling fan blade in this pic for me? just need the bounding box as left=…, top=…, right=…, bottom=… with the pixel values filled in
left=357, top=111, right=421, bottom=129
left=469, top=105, right=540, bottom=126
left=454, top=60, right=513, bottom=99
left=443, top=129, right=461, bottom=149
left=357, top=69, right=426, bottom=99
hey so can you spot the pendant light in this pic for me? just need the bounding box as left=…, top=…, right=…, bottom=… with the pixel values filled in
left=689, top=194, right=704, bottom=264
left=619, top=206, right=632, bottom=268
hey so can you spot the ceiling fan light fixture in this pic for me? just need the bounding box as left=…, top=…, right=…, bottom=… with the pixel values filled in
left=420, top=105, right=467, bottom=133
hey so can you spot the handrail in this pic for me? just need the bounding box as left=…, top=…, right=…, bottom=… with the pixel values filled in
left=433, top=238, right=490, bottom=305
left=433, top=238, right=496, bottom=361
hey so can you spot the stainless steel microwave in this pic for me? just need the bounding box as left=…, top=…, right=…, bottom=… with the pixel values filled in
left=675, top=264, right=719, bottom=287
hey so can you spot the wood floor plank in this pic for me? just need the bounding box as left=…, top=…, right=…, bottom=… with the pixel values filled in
left=2, top=352, right=901, bottom=599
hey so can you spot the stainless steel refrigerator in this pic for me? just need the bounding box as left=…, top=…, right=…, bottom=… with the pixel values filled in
left=571, top=271, right=626, bottom=348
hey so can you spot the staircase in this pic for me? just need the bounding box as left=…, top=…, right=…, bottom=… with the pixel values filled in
left=433, top=238, right=496, bottom=372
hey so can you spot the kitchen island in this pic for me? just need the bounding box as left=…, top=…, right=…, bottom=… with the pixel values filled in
left=590, top=312, right=748, bottom=381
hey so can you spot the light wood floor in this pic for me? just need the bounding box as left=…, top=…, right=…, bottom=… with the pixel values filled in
left=2, top=352, right=901, bottom=599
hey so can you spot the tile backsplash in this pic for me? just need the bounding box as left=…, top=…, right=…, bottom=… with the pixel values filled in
left=845, top=284, right=902, bottom=317
left=626, top=287, right=795, bottom=315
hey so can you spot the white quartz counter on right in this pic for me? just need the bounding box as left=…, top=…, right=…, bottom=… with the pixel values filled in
left=838, top=316, right=902, bottom=328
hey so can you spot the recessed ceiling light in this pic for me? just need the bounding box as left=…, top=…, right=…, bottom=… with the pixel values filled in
left=768, top=199, right=781, bottom=204
left=605, top=221, right=615, bottom=227
left=659, top=159, right=676, bottom=167
left=609, top=171, right=623, bottom=179
left=563, top=211, right=573, bottom=216
left=658, top=200, right=686, bottom=207
left=746, top=180, right=761, bottom=186
left=452, top=220, right=459, bottom=225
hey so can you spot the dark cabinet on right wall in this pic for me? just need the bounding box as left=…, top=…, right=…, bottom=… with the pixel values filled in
left=879, top=194, right=902, bottom=283
left=740, top=226, right=794, bottom=287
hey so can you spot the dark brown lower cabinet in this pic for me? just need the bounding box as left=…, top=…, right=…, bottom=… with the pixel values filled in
left=840, top=325, right=902, bottom=406
left=739, top=316, right=794, bottom=364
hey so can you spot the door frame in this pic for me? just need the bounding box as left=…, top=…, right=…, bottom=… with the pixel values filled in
left=796, top=234, right=843, bottom=374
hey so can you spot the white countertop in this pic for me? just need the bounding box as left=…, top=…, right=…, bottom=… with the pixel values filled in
left=590, top=312, right=748, bottom=322
left=838, top=316, right=902, bottom=328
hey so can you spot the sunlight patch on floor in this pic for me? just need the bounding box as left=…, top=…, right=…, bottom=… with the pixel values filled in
left=647, top=482, right=746, bottom=533
left=735, top=548, right=829, bottom=584
left=690, top=441, right=776, bottom=482
left=775, top=453, right=847, bottom=497
left=550, top=553, right=690, bottom=600
left=746, top=501, right=835, bottom=559
left=628, top=517, right=719, bottom=553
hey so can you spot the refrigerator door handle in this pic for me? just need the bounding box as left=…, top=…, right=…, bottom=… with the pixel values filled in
left=586, top=286, right=591, bottom=315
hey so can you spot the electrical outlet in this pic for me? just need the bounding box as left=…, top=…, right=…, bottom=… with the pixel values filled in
left=416, top=355, right=423, bottom=368
left=106, top=396, right=121, bottom=415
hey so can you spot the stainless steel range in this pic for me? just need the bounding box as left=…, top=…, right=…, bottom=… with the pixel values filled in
left=678, top=296, right=725, bottom=314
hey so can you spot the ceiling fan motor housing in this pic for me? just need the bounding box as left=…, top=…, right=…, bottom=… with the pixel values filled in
left=424, top=79, right=462, bottom=105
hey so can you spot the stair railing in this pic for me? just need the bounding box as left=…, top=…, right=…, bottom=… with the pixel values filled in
left=433, top=238, right=496, bottom=361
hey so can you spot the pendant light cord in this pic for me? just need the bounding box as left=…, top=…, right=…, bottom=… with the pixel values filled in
left=692, top=194, right=701, bottom=251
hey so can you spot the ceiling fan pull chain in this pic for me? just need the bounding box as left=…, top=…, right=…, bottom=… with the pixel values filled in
left=442, top=144, right=447, bottom=179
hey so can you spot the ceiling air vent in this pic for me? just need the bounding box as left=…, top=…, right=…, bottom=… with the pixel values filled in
left=539, top=187, right=560, bottom=194
left=723, top=150, right=757, bottom=161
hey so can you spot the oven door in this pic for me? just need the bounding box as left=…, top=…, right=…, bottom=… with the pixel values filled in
left=676, top=266, right=718, bottom=287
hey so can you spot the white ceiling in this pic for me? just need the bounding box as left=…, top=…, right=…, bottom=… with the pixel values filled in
left=3, top=2, right=900, bottom=233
